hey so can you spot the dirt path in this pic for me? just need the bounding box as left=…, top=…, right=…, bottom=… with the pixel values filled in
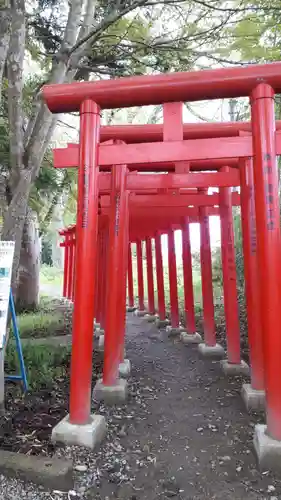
left=3, top=312, right=280, bottom=499
left=73, top=314, right=281, bottom=500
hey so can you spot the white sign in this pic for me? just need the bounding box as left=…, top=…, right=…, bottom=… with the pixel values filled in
left=0, top=242, right=15, bottom=348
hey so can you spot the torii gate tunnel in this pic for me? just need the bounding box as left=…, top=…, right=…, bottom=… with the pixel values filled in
left=43, top=61, right=281, bottom=471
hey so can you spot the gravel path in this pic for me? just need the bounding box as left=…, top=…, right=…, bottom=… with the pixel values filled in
left=1, top=313, right=281, bottom=499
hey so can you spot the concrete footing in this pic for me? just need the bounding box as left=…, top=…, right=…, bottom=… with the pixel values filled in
left=155, top=318, right=170, bottom=329
left=145, top=314, right=158, bottom=323
left=241, top=384, right=265, bottom=412
left=0, top=450, right=73, bottom=490
left=51, top=414, right=106, bottom=450
left=221, top=359, right=250, bottom=376
left=93, top=378, right=128, bottom=405
left=97, top=334, right=104, bottom=351
left=180, top=331, right=202, bottom=345
left=119, top=359, right=131, bottom=378
left=134, top=309, right=148, bottom=317
left=166, top=325, right=185, bottom=337
left=254, top=424, right=281, bottom=473
left=94, top=327, right=104, bottom=339
left=126, top=306, right=136, bottom=312
left=198, top=343, right=225, bottom=359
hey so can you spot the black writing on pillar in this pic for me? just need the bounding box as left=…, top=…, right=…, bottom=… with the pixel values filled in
left=115, top=194, right=120, bottom=235
left=249, top=187, right=257, bottom=255
left=82, top=164, right=89, bottom=228
left=227, top=225, right=236, bottom=276
left=203, top=216, right=210, bottom=246
left=263, top=153, right=275, bottom=231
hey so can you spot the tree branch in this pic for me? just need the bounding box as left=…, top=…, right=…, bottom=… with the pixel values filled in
left=69, top=0, right=150, bottom=55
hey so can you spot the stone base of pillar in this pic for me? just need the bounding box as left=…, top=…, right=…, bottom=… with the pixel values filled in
left=94, top=327, right=104, bottom=339
left=118, top=359, right=131, bottom=379
left=198, top=343, right=225, bottom=359
left=93, top=379, right=127, bottom=405
left=145, top=314, right=158, bottom=323
left=155, top=318, right=170, bottom=329
left=241, top=384, right=265, bottom=412
left=126, top=306, right=136, bottom=312
left=134, top=309, right=147, bottom=317
left=254, top=424, right=281, bottom=472
left=221, top=359, right=250, bottom=376
left=180, top=332, right=202, bottom=345
left=97, top=335, right=104, bottom=351
left=51, top=414, right=106, bottom=450
left=166, top=325, right=185, bottom=337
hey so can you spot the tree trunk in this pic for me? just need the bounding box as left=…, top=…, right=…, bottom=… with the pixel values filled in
left=0, top=6, right=11, bottom=105
left=16, top=209, right=40, bottom=311
left=2, top=170, right=32, bottom=296
left=50, top=202, right=64, bottom=268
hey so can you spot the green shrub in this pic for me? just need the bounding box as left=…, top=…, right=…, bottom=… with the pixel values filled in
left=5, top=343, right=71, bottom=391
left=17, top=311, right=65, bottom=338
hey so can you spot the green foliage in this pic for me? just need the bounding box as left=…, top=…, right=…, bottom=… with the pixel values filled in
left=0, top=74, right=76, bottom=235
left=219, top=0, right=281, bottom=64
left=17, top=311, right=64, bottom=338
left=233, top=208, right=245, bottom=292
left=5, top=343, right=71, bottom=390
left=41, top=237, right=53, bottom=266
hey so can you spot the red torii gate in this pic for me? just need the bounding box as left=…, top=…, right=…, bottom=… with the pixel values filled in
left=43, top=61, right=281, bottom=472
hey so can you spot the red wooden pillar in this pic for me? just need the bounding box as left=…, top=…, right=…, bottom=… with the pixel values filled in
left=251, top=83, right=281, bottom=440
left=155, top=232, right=166, bottom=320
left=62, top=233, right=70, bottom=298
left=199, top=207, right=216, bottom=345
left=100, top=227, right=108, bottom=330
left=71, top=232, right=76, bottom=301
left=167, top=229, right=179, bottom=328
left=103, top=164, right=128, bottom=386
left=219, top=167, right=241, bottom=365
left=67, top=232, right=74, bottom=300
left=117, top=187, right=129, bottom=363
left=240, top=158, right=264, bottom=391
left=95, top=230, right=102, bottom=325
left=127, top=243, right=134, bottom=308
left=181, top=217, right=196, bottom=333
left=136, top=240, right=145, bottom=311
left=69, top=100, right=100, bottom=425
left=145, top=237, right=155, bottom=314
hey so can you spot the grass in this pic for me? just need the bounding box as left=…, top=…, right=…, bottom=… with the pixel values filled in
left=17, top=311, right=65, bottom=338
left=6, top=294, right=72, bottom=391
left=5, top=343, right=71, bottom=390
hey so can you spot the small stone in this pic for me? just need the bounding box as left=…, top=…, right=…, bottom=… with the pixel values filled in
left=197, top=427, right=203, bottom=432
left=219, top=455, right=231, bottom=462
left=75, top=464, right=88, bottom=472
left=267, top=485, right=276, bottom=493
left=119, top=425, right=127, bottom=437
left=236, top=466, right=242, bottom=472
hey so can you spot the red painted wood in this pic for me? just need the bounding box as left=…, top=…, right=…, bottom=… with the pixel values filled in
left=69, top=100, right=100, bottom=425
left=43, top=61, right=281, bottom=113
